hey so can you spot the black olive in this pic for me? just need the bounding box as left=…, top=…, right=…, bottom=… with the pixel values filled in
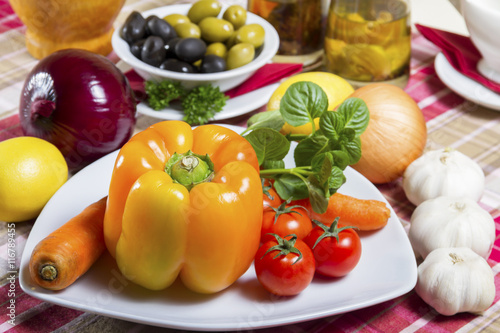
left=175, top=38, right=207, bottom=63
left=120, top=11, right=147, bottom=45
left=160, top=58, right=197, bottom=73
left=144, top=15, right=159, bottom=35
left=141, top=36, right=166, bottom=67
left=200, top=54, right=226, bottom=73
left=130, top=39, right=146, bottom=59
left=145, top=15, right=178, bottom=43
left=165, top=37, right=181, bottom=59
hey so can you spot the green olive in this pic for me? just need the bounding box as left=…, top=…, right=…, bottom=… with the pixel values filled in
left=222, top=5, right=247, bottom=30
left=225, top=31, right=237, bottom=48
left=187, top=0, right=222, bottom=24
left=206, top=42, right=227, bottom=59
left=174, top=22, right=201, bottom=38
left=199, top=17, right=234, bottom=43
left=226, top=43, right=255, bottom=70
left=163, top=13, right=190, bottom=27
left=234, top=23, right=265, bottom=48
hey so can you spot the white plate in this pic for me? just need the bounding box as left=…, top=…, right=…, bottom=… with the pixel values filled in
left=434, top=52, right=500, bottom=111
left=19, top=124, right=417, bottom=331
left=136, top=83, right=280, bottom=120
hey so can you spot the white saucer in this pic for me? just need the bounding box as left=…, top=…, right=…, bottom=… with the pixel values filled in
left=477, top=59, right=500, bottom=83
left=434, top=52, right=500, bottom=111
left=136, top=83, right=280, bottom=121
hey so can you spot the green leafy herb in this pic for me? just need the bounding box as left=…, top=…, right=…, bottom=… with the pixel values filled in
left=182, top=85, right=228, bottom=125
left=243, top=110, right=285, bottom=134
left=279, top=82, right=328, bottom=132
left=145, top=80, right=228, bottom=125
left=273, top=173, right=309, bottom=201
left=244, top=81, right=370, bottom=214
left=293, top=134, right=329, bottom=167
left=244, top=128, right=290, bottom=165
left=145, top=80, right=186, bottom=111
left=261, top=159, right=285, bottom=170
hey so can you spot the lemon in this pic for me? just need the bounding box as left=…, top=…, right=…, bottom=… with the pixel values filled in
left=0, top=137, right=68, bottom=222
left=267, top=72, right=355, bottom=135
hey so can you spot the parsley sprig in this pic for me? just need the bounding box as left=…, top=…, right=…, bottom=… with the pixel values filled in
left=145, top=80, right=185, bottom=111
left=144, top=80, right=228, bottom=125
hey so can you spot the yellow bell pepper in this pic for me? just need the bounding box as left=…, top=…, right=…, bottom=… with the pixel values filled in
left=103, top=121, right=262, bottom=294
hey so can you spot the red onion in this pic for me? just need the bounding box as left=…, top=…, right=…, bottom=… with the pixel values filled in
left=19, top=49, right=137, bottom=172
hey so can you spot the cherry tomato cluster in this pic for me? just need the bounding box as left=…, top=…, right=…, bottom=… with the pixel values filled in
left=255, top=182, right=363, bottom=296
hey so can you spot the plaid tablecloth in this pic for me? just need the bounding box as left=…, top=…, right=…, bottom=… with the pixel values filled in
left=1, top=0, right=500, bottom=332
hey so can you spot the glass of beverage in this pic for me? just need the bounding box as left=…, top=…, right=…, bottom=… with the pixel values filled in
left=248, top=0, right=329, bottom=68
left=324, top=0, right=411, bottom=88
left=9, top=0, right=125, bottom=59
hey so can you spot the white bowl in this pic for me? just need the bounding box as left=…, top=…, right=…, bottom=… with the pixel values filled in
left=461, top=0, right=500, bottom=82
left=112, top=4, right=280, bottom=91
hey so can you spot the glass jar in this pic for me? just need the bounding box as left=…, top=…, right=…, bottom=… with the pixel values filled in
left=248, top=0, right=329, bottom=68
left=324, top=0, right=411, bottom=88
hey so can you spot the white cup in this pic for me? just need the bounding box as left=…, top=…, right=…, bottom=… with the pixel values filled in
left=461, top=0, right=500, bottom=82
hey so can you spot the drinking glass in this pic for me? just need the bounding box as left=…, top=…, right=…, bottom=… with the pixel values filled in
left=9, top=0, right=125, bottom=59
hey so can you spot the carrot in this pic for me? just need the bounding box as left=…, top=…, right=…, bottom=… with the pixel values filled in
left=29, top=196, right=107, bottom=291
left=297, top=192, right=391, bottom=231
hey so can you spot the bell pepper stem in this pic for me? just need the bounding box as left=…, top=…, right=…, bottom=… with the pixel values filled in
left=180, top=155, right=199, bottom=171
left=165, top=151, right=214, bottom=190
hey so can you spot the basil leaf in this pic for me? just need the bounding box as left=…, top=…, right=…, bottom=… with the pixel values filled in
left=246, top=110, right=285, bottom=132
left=342, top=137, right=363, bottom=165
left=306, top=175, right=329, bottom=214
left=274, top=174, right=309, bottom=200
left=279, top=81, right=328, bottom=128
left=293, top=134, right=329, bottom=167
left=311, top=151, right=349, bottom=176
left=245, top=128, right=290, bottom=165
left=310, top=153, right=333, bottom=185
left=336, top=97, right=370, bottom=136
left=261, top=159, right=285, bottom=170
left=328, top=166, right=346, bottom=195
left=339, top=127, right=356, bottom=142
left=328, top=150, right=350, bottom=170
left=318, top=110, right=344, bottom=140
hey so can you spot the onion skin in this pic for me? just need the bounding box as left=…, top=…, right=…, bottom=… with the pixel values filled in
left=349, top=83, right=427, bottom=184
left=19, top=49, right=136, bottom=172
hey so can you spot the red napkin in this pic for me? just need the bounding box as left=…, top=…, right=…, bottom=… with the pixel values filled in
left=224, top=62, right=303, bottom=98
left=125, top=70, right=149, bottom=101
left=124, top=62, right=303, bottom=101
left=415, top=24, right=500, bottom=93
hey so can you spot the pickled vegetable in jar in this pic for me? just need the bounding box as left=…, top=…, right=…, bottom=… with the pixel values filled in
left=248, top=0, right=326, bottom=66
left=324, top=0, right=411, bottom=84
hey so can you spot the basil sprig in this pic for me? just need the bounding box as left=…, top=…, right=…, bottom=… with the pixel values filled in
left=243, top=81, right=370, bottom=214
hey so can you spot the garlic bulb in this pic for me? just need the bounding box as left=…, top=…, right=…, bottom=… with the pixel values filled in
left=415, top=247, right=495, bottom=316
left=403, top=147, right=484, bottom=206
left=409, top=196, right=495, bottom=259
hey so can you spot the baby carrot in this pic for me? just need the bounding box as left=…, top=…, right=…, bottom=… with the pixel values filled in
left=297, top=192, right=391, bottom=231
left=29, top=196, right=107, bottom=290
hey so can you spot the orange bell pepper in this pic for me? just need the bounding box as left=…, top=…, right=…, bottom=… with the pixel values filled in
left=103, top=121, right=262, bottom=294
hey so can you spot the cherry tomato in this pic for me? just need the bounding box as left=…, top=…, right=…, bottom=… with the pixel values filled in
left=262, top=179, right=282, bottom=209
left=261, top=200, right=313, bottom=241
left=303, top=218, right=362, bottom=278
left=254, top=234, right=315, bottom=296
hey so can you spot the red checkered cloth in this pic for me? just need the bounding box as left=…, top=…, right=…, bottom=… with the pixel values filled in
left=2, top=1, right=500, bottom=332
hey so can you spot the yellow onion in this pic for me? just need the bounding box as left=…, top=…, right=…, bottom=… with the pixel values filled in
left=350, top=83, right=427, bottom=184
